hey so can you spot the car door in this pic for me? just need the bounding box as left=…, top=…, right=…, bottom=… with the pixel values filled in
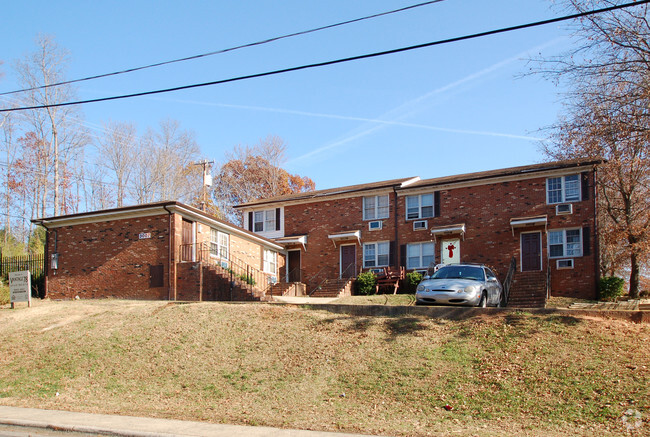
left=484, top=268, right=500, bottom=305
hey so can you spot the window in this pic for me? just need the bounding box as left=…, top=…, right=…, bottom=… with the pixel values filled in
left=406, top=242, right=435, bottom=269
left=263, top=249, right=278, bottom=274
left=363, top=242, right=389, bottom=268
left=210, top=229, right=229, bottom=259
left=547, top=175, right=580, bottom=204
left=406, top=194, right=434, bottom=220
left=253, top=209, right=276, bottom=232
left=549, top=229, right=582, bottom=258
left=363, top=195, right=389, bottom=220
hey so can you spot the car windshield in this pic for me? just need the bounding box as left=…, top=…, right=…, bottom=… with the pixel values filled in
left=431, top=266, right=485, bottom=281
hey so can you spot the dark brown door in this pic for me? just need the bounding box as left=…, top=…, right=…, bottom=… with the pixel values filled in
left=181, top=219, right=193, bottom=262
left=521, top=232, right=541, bottom=271
left=288, top=250, right=301, bottom=282
left=340, top=245, right=356, bottom=278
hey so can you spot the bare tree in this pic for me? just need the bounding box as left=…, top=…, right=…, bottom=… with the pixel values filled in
left=14, top=34, right=88, bottom=216
left=214, top=135, right=315, bottom=224
left=535, top=1, right=650, bottom=297
left=1, top=111, right=17, bottom=240
left=131, top=119, right=200, bottom=204
left=96, top=120, right=138, bottom=207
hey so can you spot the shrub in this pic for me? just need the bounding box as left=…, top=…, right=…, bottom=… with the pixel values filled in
left=599, top=276, right=625, bottom=301
left=405, top=271, right=423, bottom=293
left=0, top=281, right=9, bottom=305
left=355, top=271, right=377, bottom=295
left=238, top=274, right=256, bottom=286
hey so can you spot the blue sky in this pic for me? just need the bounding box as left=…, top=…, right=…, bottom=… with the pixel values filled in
left=1, top=0, right=574, bottom=190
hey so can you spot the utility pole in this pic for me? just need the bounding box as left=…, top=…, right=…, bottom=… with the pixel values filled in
left=193, top=160, right=214, bottom=212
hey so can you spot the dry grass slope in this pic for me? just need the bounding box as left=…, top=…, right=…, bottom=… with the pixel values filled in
left=0, top=300, right=648, bottom=436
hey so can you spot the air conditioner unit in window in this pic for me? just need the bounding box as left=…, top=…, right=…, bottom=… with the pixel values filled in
left=556, top=204, right=573, bottom=215
left=413, top=220, right=428, bottom=230
left=556, top=259, right=574, bottom=269
left=369, top=220, right=382, bottom=230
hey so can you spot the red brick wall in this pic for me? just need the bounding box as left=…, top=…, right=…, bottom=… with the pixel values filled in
left=46, top=214, right=170, bottom=300
left=282, top=172, right=598, bottom=299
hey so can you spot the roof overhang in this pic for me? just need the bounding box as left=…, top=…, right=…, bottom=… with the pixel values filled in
left=327, top=230, right=361, bottom=247
left=510, top=215, right=548, bottom=236
left=32, top=201, right=283, bottom=252
left=274, top=235, right=308, bottom=251
left=430, top=223, right=466, bottom=241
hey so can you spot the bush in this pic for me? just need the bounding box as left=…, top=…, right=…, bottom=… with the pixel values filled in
left=405, top=271, right=423, bottom=293
left=0, top=281, right=9, bottom=305
left=599, top=276, right=625, bottom=301
left=355, top=271, right=377, bottom=295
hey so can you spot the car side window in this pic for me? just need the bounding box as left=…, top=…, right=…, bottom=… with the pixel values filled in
left=485, top=268, right=496, bottom=280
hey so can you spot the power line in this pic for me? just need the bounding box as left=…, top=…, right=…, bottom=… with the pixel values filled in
left=2, top=0, right=648, bottom=114
left=0, top=0, right=447, bottom=97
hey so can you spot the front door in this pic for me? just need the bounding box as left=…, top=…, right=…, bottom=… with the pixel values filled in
left=288, top=250, right=301, bottom=282
left=521, top=232, right=542, bottom=271
left=441, top=238, right=460, bottom=264
left=181, top=219, right=194, bottom=262
left=340, top=245, right=356, bottom=278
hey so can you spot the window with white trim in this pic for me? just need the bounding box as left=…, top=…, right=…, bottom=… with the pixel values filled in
left=210, top=229, right=229, bottom=259
left=549, top=229, right=582, bottom=258
left=263, top=249, right=278, bottom=274
left=406, top=194, right=434, bottom=220
left=363, top=195, right=389, bottom=220
left=254, top=209, right=276, bottom=232
left=406, top=242, right=435, bottom=269
left=363, top=241, right=389, bottom=268
left=547, top=175, right=580, bottom=204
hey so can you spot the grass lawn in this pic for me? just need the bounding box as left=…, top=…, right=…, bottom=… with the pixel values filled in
left=0, top=300, right=648, bottom=436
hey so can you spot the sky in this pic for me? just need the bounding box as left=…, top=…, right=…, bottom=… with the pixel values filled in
left=0, top=0, right=578, bottom=191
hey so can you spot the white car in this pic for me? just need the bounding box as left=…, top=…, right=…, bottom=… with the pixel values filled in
left=416, top=264, right=503, bottom=307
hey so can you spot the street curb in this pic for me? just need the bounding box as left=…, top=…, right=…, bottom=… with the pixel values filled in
left=0, top=406, right=372, bottom=437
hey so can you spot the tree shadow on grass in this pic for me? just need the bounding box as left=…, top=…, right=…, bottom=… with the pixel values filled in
left=384, top=317, right=428, bottom=341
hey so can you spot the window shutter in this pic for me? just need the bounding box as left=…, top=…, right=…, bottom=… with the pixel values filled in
left=581, top=172, right=590, bottom=201
left=434, top=191, right=441, bottom=217
left=400, top=244, right=406, bottom=268
left=248, top=212, right=253, bottom=231
left=583, top=227, right=591, bottom=256
left=389, top=241, right=396, bottom=267
left=275, top=208, right=281, bottom=231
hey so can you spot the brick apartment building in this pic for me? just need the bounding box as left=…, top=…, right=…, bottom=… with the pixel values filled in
left=235, top=158, right=602, bottom=304
left=33, top=201, right=284, bottom=301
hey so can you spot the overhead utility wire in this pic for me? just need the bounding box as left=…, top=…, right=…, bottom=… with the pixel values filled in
left=0, top=0, right=446, bottom=97
left=2, top=0, right=648, bottom=114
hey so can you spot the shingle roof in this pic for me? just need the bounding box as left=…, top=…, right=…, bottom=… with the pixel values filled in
left=233, top=158, right=603, bottom=209
left=233, top=176, right=420, bottom=209
left=407, top=157, right=603, bottom=189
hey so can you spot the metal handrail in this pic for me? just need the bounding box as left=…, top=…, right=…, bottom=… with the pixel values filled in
left=502, top=257, right=516, bottom=306
left=306, top=265, right=333, bottom=296
left=179, top=242, right=275, bottom=296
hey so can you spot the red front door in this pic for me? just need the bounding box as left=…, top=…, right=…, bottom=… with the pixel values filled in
left=340, top=245, right=356, bottom=278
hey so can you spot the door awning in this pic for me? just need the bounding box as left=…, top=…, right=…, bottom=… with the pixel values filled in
left=274, top=235, right=307, bottom=251
left=328, top=230, right=361, bottom=247
left=510, top=215, right=547, bottom=235
left=430, top=223, right=466, bottom=241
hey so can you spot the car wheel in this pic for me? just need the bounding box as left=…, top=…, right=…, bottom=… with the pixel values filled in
left=478, top=293, right=487, bottom=308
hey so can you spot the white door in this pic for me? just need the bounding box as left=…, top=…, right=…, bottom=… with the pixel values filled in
left=441, top=238, right=460, bottom=264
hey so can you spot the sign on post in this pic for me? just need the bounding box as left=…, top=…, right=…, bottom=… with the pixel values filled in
left=9, top=270, right=31, bottom=309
